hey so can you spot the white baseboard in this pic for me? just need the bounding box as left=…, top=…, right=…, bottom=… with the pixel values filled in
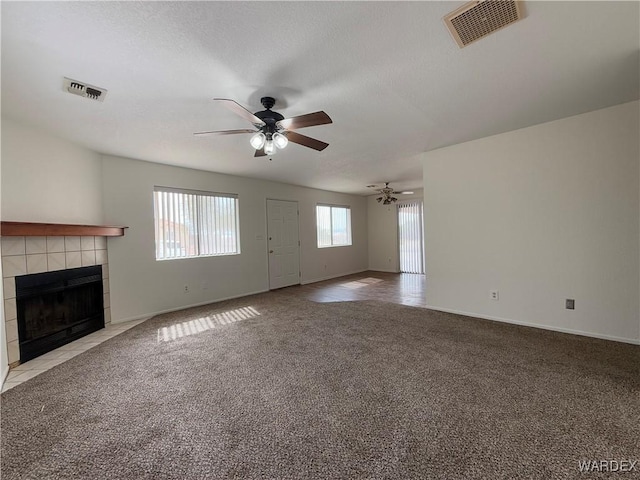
left=367, top=268, right=400, bottom=274
left=112, top=289, right=270, bottom=324
left=113, top=270, right=373, bottom=323
left=425, top=305, right=640, bottom=345
left=301, top=269, right=368, bottom=285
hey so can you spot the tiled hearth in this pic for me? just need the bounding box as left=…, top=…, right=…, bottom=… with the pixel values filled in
left=2, top=236, right=111, bottom=365
left=1, top=318, right=144, bottom=392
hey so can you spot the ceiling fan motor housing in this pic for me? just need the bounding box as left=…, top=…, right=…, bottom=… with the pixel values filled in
left=255, top=97, right=284, bottom=135
left=373, top=182, right=403, bottom=204
left=260, top=96, right=276, bottom=110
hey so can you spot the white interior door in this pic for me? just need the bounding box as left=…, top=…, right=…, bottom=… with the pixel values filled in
left=267, top=199, right=300, bottom=289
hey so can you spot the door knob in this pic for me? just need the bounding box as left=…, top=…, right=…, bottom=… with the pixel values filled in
left=269, top=250, right=274, bottom=253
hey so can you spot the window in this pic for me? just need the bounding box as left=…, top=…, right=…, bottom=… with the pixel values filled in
left=316, top=204, right=352, bottom=247
left=153, top=186, right=240, bottom=260
left=398, top=200, right=424, bottom=274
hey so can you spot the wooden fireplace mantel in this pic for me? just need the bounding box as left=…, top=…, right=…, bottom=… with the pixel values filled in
left=1, top=221, right=128, bottom=237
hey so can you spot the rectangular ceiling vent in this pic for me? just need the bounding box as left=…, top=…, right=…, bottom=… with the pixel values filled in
left=444, top=1, right=524, bottom=48
left=63, top=77, right=107, bottom=102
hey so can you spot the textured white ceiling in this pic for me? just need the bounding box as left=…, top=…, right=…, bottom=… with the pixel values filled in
left=2, top=1, right=638, bottom=195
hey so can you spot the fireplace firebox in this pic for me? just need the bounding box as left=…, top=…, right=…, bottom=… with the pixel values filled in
left=16, top=265, right=104, bottom=363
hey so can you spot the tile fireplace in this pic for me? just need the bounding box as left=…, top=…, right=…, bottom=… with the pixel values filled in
left=2, top=235, right=111, bottom=365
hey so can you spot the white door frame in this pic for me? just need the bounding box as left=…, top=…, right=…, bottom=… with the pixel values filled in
left=397, top=199, right=425, bottom=274
left=266, top=198, right=301, bottom=290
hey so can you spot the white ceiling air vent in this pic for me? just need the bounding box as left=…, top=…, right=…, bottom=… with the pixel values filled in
left=444, top=1, right=524, bottom=48
left=63, top=77, right=107, bottom=102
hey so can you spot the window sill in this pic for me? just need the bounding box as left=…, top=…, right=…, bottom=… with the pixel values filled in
left=156, top=252, right=241, bottom=261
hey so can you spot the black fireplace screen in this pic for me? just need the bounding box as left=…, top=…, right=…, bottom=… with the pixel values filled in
left=16, top=265, right=104, bottom=363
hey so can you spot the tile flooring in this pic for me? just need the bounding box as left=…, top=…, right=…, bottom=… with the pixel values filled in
left=1, top=319, right=146, bottom=393
left=293, top=271, right=427, bottom=307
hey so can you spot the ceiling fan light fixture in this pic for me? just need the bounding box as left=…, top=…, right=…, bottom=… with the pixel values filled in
left=273, top=132, right=288, bottom=149
left=264, top=139, right=276, bottom=155
left=250, top=132, right=266, bottom=150
left=197, top=97, right=331, bottom=156
left=370, top=182, right=412, bottom=206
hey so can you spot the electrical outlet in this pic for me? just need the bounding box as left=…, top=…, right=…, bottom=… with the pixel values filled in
left=183, top=284, right=189, bottom=293
left=566, top=299, right=575, bottom=310
left=490, top=290, right=499, bottom=301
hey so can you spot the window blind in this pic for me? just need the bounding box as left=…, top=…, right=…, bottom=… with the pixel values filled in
left=153, top=187, right=240, bottom=260
left=398, top=200, right=424, bottom=274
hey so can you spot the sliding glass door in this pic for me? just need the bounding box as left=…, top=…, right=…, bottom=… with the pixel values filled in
left=398, top=200, right=425, bottom=274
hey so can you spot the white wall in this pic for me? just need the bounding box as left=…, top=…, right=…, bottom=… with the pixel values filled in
left=102, top=155, right=368, bottom=322
left=367, top=189, right=423, bottom=272
left=422, top=101, right=640, bottom=344
left=1, top=117, right=103, bottom=224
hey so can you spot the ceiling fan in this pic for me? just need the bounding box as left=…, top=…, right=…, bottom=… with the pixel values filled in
left=194, top=96, right=332, bottom=157
left=368, top=182, right=414, bottom=205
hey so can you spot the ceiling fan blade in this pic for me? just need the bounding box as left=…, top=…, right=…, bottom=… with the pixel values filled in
left=194, top=129, right=256, bottom=136
left=392, top=191, right=415, bottom=195
left=276, top=111, right=332, bottom=130
left=254, top=148, right=267, bottom=157
left=213, top=98, right=266, bottom=126
left=285, top=131, right=329, bottom=151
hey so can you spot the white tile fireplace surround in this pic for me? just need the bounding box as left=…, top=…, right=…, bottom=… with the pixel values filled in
left=2, top=236, right=111, bottom=365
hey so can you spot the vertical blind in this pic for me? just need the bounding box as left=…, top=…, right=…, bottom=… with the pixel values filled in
left=153, top=187, right=240, bottom=260
left=316, top=205, right=352, bottom=247
left=398, top=200, right=424, bottom=274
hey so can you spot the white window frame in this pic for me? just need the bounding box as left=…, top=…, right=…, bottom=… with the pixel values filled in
left=316, top=204, right=352, bottom=248
left=398, top=200, right=425, bottom=274
left=153, top=186, right=240, bottom=261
